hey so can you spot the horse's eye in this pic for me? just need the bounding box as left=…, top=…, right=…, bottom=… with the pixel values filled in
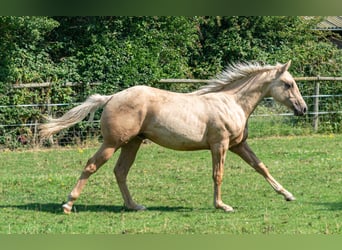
left=284, top=83, right=292, bottom=89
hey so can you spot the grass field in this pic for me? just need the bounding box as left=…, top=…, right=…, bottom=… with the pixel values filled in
left=0, top=135, right=341, bottom=234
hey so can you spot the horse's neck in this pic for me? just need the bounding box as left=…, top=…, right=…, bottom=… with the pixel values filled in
left=226, top=71, right=273, bottom=118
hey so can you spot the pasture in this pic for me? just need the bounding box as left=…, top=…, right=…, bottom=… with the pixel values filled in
left=0, top=135, right=341, bottom=234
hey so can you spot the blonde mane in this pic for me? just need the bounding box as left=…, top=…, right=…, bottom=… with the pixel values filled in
left=192, top=62, right=280, bottom=95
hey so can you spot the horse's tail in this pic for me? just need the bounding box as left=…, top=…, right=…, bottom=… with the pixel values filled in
left=39, top=94, right=113, bottom=138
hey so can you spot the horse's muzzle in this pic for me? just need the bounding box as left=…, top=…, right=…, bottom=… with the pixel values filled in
left=293, top=103, right=307, bottom=116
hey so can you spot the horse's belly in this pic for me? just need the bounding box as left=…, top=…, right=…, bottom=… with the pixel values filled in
left=142, top=124, right=209, bottom=151
left=147, top=135, right=209, bottom=151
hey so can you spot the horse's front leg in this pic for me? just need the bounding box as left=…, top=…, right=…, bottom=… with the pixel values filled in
left=210, top=141, right=234, bottom=212
left=230, top=141, right=295, bottom=201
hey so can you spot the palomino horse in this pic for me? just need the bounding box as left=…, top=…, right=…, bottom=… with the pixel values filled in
left=40, top=61, right=307, bottom=213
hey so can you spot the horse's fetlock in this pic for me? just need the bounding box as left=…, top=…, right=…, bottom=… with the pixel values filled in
left=68, top=193, right=78, bottom=201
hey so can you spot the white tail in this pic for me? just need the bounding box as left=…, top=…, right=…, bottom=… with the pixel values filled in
left=39, top=94, right=112, bottom=138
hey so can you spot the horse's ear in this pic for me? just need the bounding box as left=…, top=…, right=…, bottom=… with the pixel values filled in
left=279, top=60, right=291, bottom=73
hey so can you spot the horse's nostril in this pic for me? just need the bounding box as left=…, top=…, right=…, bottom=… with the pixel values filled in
left=303, top=107, right=307, bottom=114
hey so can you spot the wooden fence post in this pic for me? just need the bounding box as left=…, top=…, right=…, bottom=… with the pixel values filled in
left=313, top=79, right=320, bottom=132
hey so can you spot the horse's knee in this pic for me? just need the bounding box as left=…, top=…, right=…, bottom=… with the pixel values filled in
left=83, top=160, right=98, bottom=175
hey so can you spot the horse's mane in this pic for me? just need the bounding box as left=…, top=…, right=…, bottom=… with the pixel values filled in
left=192, top=62, right=280, bottom=95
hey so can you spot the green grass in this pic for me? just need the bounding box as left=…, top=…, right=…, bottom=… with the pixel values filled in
left=0, top=135, right=341, bottom=234
left=248, top=116, right=314, bottom=138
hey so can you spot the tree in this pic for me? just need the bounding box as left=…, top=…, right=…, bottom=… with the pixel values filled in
left=46, top=16, right=199, bottom=93
left=191, top=16, right=342, bottom=78
left=0, top=16, right=59, bottom=83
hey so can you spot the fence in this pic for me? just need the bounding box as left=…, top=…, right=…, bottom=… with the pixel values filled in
left=1, top=77, right=341, bottom=149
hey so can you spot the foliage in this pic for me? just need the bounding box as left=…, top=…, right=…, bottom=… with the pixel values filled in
left=46, top=17, right=198, bottom=91
left=0, top=16, right=60, bottom=83
left=190, top=16, right=342, bottom=77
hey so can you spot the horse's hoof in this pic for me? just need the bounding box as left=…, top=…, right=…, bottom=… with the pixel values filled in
left=62, top=203, right=72, bottom=214
left=285, top=195, right=296, bottom=201
left=216, top=203, right=234, bottom=212
left=223, top=205, right=234, bottom=212
left=133, top=204, right=146, bottom=211
left=125, top=204, right=146, bottom=211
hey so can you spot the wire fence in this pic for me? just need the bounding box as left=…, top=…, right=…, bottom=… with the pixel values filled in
left=0, top=78, right=341, bottom=149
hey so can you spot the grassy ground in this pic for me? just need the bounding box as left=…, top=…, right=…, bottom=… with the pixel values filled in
left=0, top=135, right=341, bottom=234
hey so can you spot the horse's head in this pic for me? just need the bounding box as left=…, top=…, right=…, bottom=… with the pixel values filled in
left=268, top=61, right=307, bottom=116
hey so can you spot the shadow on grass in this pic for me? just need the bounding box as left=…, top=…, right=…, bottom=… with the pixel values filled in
left=310, top=201, right=342, bottom=211
left=0, top=203, right=194, bottom=214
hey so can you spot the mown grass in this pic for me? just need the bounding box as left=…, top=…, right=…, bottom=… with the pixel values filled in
left=0, top=135, right=341, bottom=234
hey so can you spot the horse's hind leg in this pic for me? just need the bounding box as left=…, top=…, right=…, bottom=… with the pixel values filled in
left=230, top=141, right=295, bottom=201
left=62, top=143, right=115, bottom=214
left=114, top=137, right=145, bottom=211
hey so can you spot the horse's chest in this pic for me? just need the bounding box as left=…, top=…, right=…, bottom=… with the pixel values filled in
left=206, top=105, right=246, bottom=147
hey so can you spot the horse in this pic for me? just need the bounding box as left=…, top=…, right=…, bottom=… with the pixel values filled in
left=39, top=60, right=307, bottom=213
